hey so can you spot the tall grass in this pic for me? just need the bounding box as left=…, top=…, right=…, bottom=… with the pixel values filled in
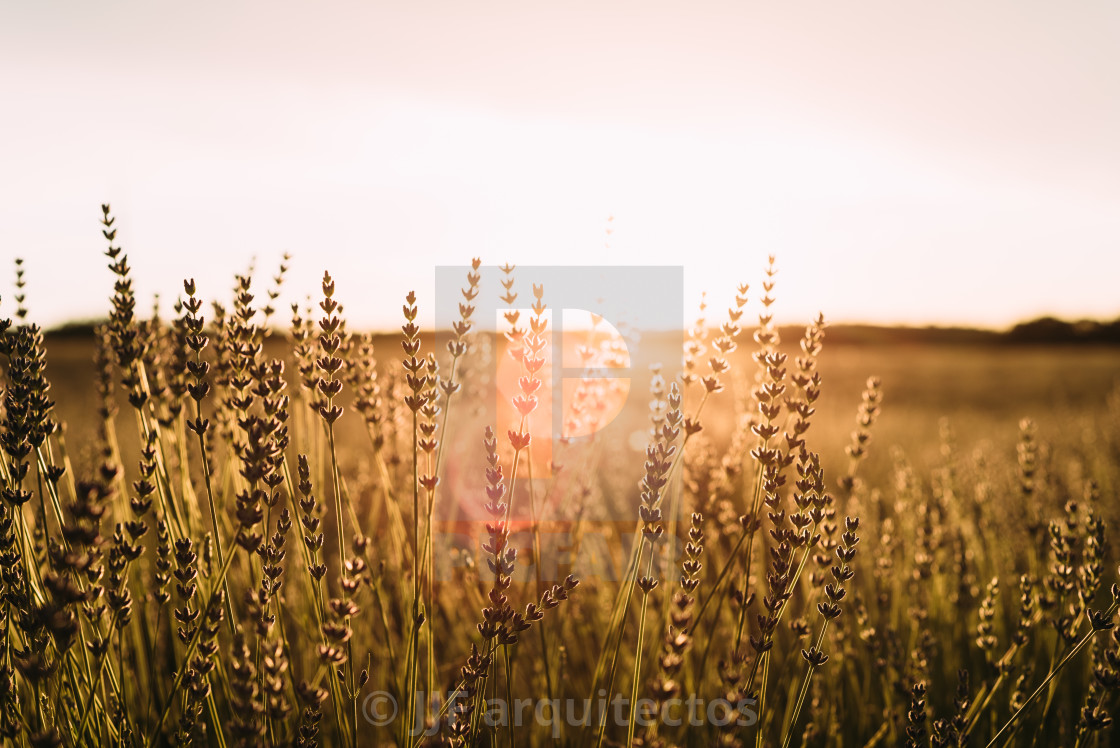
left=0, top=207, right=1117, bottom=747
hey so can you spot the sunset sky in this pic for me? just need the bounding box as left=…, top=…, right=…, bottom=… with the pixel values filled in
left=2, top=1, right=1118, bottom=330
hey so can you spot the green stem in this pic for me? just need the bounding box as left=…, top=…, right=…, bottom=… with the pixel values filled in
left=626, top=544, right=656, bottom=747
left=142, top=530, right=243, bottom=748
left=983, top=604, right=1117, bottom=748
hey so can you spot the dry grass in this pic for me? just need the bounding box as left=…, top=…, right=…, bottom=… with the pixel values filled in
left=0, top=207, right=1119, bottom=747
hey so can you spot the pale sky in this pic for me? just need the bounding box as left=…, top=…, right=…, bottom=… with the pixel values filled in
left=2, top=1, right=1119, bottom=330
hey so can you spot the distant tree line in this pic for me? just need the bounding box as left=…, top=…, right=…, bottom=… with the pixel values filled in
left=44, top=315, right=1120, bottom=346
left=1004, top=316, right=1120, bottom=344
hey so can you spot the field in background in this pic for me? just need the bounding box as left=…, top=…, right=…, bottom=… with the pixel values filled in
left=44, top=332, right=1120, bottom=493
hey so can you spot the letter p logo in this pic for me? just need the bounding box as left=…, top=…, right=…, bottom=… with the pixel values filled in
left=434, top=265, right=683, bottom=525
